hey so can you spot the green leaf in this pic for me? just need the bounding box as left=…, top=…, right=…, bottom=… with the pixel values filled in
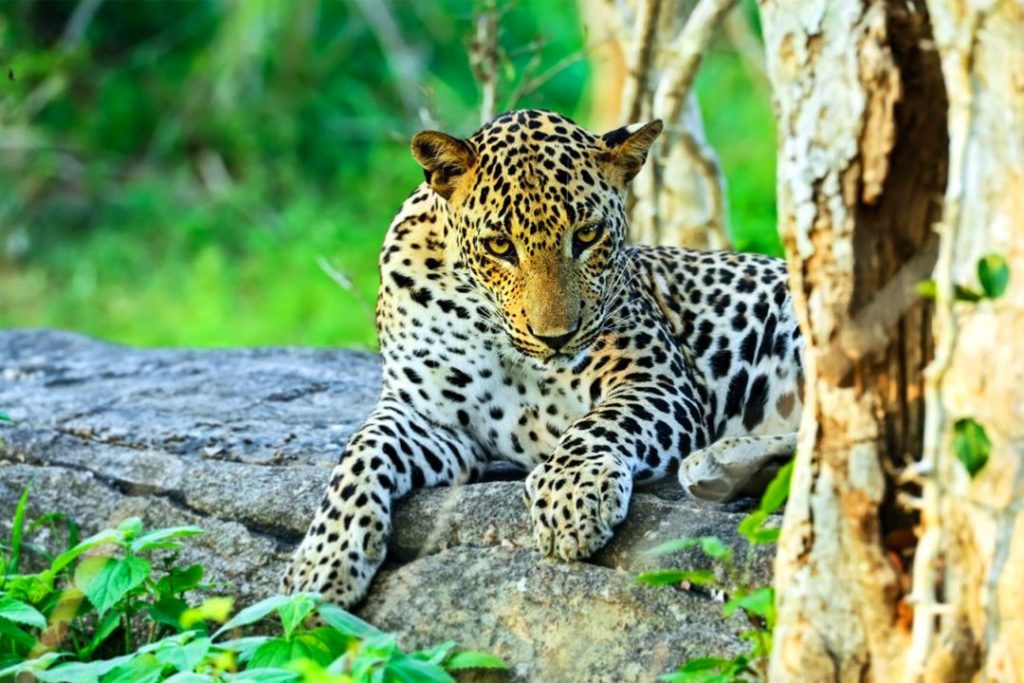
left=915, top=279, right=937, bottom=299
left=0, top=597, right=47, bottom=629
left=0, top=412, right=12, bottom=422
left=74, top=556, right=150, bottom=617
left=7, top=487, right=30, bottom=576
left=181, top=596, right=234, bottom=629
left=49, top=528, right=120, bottom=575
left=165, top=674, right=214, bottom=683
left=130, top=527, right=203, bottom=554
left=147, top=596, right=189, bottom=630
left=249, top=634, right=332, bottom=669
left=759, top=460, right=794, bottom=515
left=229, top=668, right=301, bottom=682
left=31, top=654, right=132, bottom=683
left=724, top=587, right=776, bottom=626
left=0, top=617, right=39, bottom=652
left=277, top=593, right=317, bottom=639
left=115, top=517, right=144, bottom=544
left=953, top=284, right=983, bottom=303
left=387, top=656, right=455, bottom=683
left=317, top=603, right=382, bottom=640
left=698, top=537, right=732, bottom=561
left=0, top=652, right=62, bottom=679
left=412, top=640, right=456, bottom=666
left=444, top=651, right=508, bottom=671
left=217, top=635, right=272, bottom=662
left=636, top=569, right=715, bottom=587
left=214, top=595, right=291, bottom=636
left=738, top=511, right=780, bottom=545
left=978, top=254, right=1010, bottom=299
left=678, top=657, right=732, bottom=673
left=156, top=636, right=212, bottom=672
left=80, top=610, right=122, bottom=658
left=953, top=418, right=991, bottom=477
left=156, top=564, right=204, bottom=598
left=99, top=653, right=166, bottom=683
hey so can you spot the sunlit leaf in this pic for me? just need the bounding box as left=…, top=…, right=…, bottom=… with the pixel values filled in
left=182, top=596, right=235, bottom=630
left=74, top=556, right=150, bottom=617
left=636, top=569, right=715, bottom=587
left=977, top=254, right=1010, bottom=299
left=759, top=460, right=793, bottom=515
left=444, top=651, right=508, bottom=671
left=953, top=418, right=991, bottom=477
left=0, top=597, right=47, bottom=629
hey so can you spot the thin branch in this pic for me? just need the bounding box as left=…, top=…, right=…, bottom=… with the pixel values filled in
left=619, top=0, right=661, bottom=124
left=61, top=0, right=105, bottom=48
left=817, top=235, right=940, bottom=382
left=906, top=5, right=981, bottom=677
left=468, top=0, right=500, bottom=124
left=652, top=0, right=738, bottom=126
left=504, top=45, right=592, bottom=112
left=723, top=6, right=768, bottom=85
left=676, top=104, right=729, bottom=248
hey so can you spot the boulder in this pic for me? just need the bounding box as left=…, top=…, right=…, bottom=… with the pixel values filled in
left=0, top=329, right=773, bottom=682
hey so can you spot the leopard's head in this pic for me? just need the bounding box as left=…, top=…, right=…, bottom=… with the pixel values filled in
left=411, top=109, right=661, bottom=361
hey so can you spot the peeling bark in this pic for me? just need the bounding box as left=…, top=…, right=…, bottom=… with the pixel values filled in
left=578, top=0, right=733, bottom=249
left=912, top=1, right=1024, bottom=680
left=759, top=0, right=947, bottom=679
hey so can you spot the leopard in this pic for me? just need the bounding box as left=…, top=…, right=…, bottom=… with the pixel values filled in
left=282, top=109, right=804, bottom=607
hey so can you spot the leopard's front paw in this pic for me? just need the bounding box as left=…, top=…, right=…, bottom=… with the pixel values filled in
left=280, top=468, right=390, bottom=608
left=524, top=453, right=633, bottom=561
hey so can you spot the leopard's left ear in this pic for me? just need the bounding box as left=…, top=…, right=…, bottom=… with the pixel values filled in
left=597, top=120, right=663, bottom=185
left=411, top=131, right=477, bottom=201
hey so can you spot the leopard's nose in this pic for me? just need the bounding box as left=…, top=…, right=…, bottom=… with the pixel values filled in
left=529, top=322, right=580, bottom=351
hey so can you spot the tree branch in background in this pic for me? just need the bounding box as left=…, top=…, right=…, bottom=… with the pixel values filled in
left=504, top=46, right=592, bottom=113
left=469, top=0, right=500, bottom=125
left=350, top=0, right=425, bottom=122
left=619, top=0, right=661, bottom=125
left=61, top=0, right=105, bottom=49
left=652, top=0, right=737, bottom=127
left=723, top=7, right=767, bottom=86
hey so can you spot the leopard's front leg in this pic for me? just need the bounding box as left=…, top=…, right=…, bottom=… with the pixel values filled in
left=282, top=394, right=487, bottom=607
left=525, top=381, right=709, bottom=560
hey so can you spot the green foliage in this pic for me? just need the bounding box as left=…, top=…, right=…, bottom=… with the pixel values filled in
left=917, top=253, right=1011, bottom=304
left=639, top=462, right=793, bottom=682
left=0, top=0, right=779, bottom=348
left=0, top=489, right=506, bottom=682
left=952, top=417, right=991, bottom=478
left=977, top=254, right=1010, bottom=299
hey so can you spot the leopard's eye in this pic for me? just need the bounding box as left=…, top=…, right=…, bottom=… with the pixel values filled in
left=572, top=222, right=605, bottom=257
left=483, top=236, right=516, bottom=261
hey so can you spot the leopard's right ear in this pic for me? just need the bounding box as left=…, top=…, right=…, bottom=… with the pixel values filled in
left=411, top=131, right=476, bottom=201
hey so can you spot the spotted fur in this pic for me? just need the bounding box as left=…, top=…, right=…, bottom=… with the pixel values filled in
left=282, top=110, right=804, bottom=607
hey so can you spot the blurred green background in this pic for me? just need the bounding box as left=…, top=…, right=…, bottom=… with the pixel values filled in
left=0, top=0, right=778, bottom=349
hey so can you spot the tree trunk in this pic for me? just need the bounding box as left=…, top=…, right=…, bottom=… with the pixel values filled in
left=578, top=0, right=733, bottom=249
left=910, top=2, right=1024, bottom=680
left=759, top=0, right=948, bottom=679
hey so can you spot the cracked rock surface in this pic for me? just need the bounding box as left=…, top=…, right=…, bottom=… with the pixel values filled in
left=0, top=329, right=772, bottom=682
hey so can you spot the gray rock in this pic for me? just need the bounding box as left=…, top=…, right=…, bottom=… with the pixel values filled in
left=0, top=329, right=774, bottom=681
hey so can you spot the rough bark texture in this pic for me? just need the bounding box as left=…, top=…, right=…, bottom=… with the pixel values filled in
left=578, top=0, right=732, bottom=249
left=759, top=1, right=947, bottom=679
left=913, top=2, right=1024, bottom=680
left=0, top=329, right=774, bottom=683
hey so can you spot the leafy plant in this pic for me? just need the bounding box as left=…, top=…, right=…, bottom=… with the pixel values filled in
left=638, top=461, right=793, bottom=682
left=917, top=253, right=1011, bottom=304
left=952, top=417, right=991, bottom=478
left=0, top=490, right=506, bottom=682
